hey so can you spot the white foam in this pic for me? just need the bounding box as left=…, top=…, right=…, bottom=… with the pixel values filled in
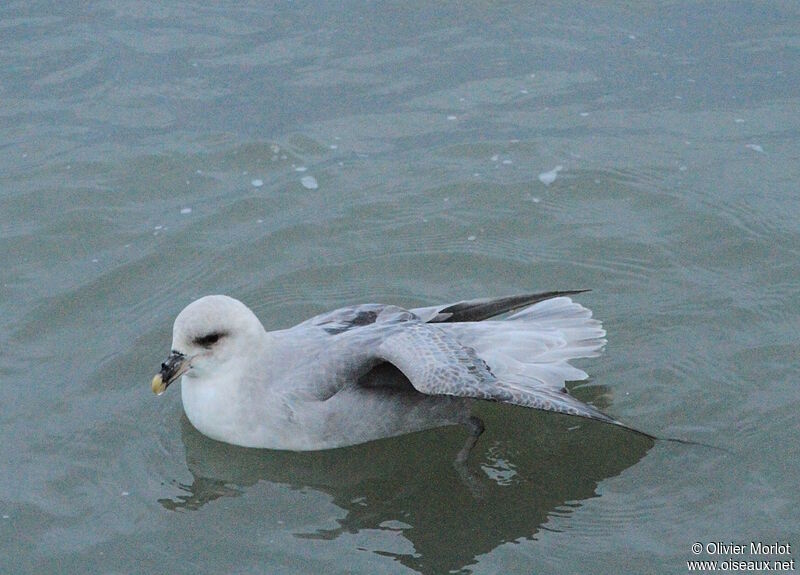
left=301, top=175, right=318, bottom=190
left=538, top=165, right=563, bottom=185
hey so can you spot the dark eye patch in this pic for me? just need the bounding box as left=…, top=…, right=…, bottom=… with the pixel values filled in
left=193, top=331, right=227, bottom=348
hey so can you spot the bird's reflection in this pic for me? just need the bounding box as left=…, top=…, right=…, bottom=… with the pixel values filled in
left=159, top=385, right=651, bottom=574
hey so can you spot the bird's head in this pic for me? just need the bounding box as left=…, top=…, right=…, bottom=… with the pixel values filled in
left=151, top=295, right=265, bottom=394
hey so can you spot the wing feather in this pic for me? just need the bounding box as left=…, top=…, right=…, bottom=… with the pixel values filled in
left=376, top=321, right=621, bottom=425
left=411, top=290, right=589, bottom=323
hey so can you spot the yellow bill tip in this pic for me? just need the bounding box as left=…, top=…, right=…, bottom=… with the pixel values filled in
left=151, top=373, right=166, bottom=395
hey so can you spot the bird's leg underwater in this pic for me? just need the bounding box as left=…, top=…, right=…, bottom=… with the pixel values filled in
left=453, top=416, right=486, bottom=498
left=455, top=415, right=485, bottom=464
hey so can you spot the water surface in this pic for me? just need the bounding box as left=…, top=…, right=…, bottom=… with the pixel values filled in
left=2, top=2, right=799, bottom=573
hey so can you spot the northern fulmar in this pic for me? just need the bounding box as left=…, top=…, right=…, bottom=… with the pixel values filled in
left=152, top=290, right=639, bottom=453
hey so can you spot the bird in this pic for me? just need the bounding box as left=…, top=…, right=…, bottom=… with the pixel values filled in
left=151, top=290, right=634, bottom=454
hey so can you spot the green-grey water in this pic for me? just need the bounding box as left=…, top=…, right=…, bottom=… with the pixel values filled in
left=2, top=2, right=799, bottom=573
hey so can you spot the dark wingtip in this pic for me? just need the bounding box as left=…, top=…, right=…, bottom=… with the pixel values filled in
left=654, top=435, right=732, bottom=453
left=433, top=289, right=594, bottom=323
left=609, top=420, right=730, bottom=453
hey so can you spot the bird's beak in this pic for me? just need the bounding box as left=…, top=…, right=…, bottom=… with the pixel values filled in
left=152, top=351, right=190, bottom=395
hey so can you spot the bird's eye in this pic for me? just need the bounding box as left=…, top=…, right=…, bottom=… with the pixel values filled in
left=193, top=331, right=226, bottom=348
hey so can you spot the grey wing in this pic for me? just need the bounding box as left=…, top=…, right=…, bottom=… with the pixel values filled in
left=377, top=322, right=500, bottom=400
left=376, top=322, right=622, bottom=425
left=300, top=303, right=416, bottom=335
left=411, top=290, right=590, bottom=323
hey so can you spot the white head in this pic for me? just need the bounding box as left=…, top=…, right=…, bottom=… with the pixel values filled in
left=152, top=295, right=265, bottom=394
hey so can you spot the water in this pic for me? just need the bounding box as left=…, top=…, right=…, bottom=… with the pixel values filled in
left=2, top=2, right=799, bottom=573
